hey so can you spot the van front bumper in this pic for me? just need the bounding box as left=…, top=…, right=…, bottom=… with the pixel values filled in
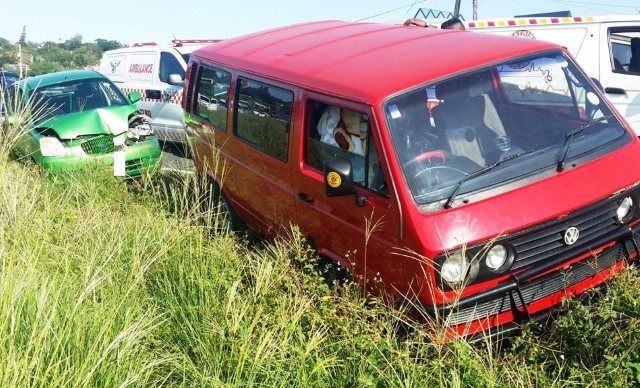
left=419, top=223, right=640, bottom=339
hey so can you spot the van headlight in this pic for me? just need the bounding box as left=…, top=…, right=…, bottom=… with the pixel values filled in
left=39, top=137, right=66, bottom=157
left=440, top=251, right=470, bottom=285
left=486, top=244, right=509, bottom=270
left=616, top=196, right=633, bottom=222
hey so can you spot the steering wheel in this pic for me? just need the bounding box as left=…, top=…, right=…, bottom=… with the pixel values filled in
left=403, top=150, right=467, bottom=190
left=403, top=150, right=447, bottom=170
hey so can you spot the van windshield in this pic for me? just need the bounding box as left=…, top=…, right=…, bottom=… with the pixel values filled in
left=385, top=52, right=631, bottom=207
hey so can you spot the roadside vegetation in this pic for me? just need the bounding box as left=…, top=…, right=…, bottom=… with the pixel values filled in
left=1, top=110, right=640, bottom=386
left=1, top=34, right=124, bottom=75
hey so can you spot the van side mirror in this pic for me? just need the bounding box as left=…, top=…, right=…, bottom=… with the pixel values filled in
left=591, top=77, right=604, bottom=93
left=324, top=159, right=366, bottom=207
left=168, top=73, right=184, bottom=86
left=128, top=91, right=142, bottom=104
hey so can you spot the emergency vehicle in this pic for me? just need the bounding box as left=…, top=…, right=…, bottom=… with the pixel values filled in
left=464, top=15, right=640, bottom=135
left=184, top=21, right=640, bottom=338
left=99, top=39, right=220, bottom=143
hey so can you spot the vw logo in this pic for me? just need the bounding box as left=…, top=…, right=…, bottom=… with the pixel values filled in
left=563, top=227, right=580, bottom=245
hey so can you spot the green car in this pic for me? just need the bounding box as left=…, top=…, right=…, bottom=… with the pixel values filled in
left=5, top=70, right=161, bottom=176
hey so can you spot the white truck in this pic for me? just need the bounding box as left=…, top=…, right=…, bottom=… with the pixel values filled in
left=464, top=15, right=640, bottom=135
left=99, top=39, right=219, bottom=143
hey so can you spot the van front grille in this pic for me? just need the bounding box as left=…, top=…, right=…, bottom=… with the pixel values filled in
left=508, top=194, right=623, bottom=271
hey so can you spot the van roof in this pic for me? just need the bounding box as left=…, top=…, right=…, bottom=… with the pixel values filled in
left=103, top=43, right=207, bottom=56
left=192, top=20, right=560, bottom=104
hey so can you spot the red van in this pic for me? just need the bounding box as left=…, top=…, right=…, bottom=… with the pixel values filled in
left=183, top=21, right=640, bottom=337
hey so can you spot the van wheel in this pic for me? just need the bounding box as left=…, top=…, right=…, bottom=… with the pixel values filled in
left=317, top=256, right=353, bottom=286
left=199, top=179, right=243, bottom=233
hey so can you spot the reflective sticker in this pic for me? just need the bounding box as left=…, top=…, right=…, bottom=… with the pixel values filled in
left=113, top=151, right=126, bottom=176
left=327, top=171, right=342, bottom=188
left=388, top=104, right=401, bottom=119
left=587, top=91, right=600, bottom=106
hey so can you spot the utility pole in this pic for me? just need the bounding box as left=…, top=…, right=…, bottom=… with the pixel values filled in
left=454, top=0, right=461, bottom=18
left=473, top=0, right=478, bottom=20
left=17, top=44, right=22, bottom=78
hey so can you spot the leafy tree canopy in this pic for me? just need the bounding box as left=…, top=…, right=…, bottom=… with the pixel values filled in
left=0, top=34, right=127, bottom=75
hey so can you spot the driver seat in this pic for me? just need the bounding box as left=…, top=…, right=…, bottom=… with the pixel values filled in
left=432, top=71, right=506, bottom=166
left=387, top=90, right=436, bottom=162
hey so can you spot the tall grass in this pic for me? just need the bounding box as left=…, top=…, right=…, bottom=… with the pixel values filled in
left=0, top=107, right=639, bottom=386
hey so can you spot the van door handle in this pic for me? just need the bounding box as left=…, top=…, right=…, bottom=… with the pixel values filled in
left=146, top=89, right=162, bottom=99
left=297, top=192, right=314, bottom=204
left=605, top=87, right=626, bottom=95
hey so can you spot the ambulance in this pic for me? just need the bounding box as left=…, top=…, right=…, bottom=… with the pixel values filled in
left=465, top=15, right=640, bottom=135
left=99, top=39, right=220, bottom=143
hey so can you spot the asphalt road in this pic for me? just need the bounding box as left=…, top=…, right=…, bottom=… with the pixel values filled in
left=160, top=141, right=194, bottom=173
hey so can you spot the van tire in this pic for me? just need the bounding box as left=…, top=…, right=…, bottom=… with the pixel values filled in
left=199, top=178, right=243, bottom=233
left=318, top=256, right=353, bottom=286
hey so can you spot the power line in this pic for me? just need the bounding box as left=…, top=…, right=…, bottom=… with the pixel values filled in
left=402, top=0, right=421, bottom=20
left=355, top=0, right=427, bottom=22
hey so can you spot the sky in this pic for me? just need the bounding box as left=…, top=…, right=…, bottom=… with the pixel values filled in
left=1, top=0, right=639, bottom=45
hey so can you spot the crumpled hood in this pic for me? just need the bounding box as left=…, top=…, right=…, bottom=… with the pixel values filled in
left=37, top=105, right=138, bottom=139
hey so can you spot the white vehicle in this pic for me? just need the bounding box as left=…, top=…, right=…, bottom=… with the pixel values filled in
left=99, top=39, right=219, bottom=143
left=465, top=15, right=640, bottom=135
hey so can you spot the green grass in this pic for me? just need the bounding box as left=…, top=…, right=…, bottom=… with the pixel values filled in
left=1, top=124, right=640, bottom=386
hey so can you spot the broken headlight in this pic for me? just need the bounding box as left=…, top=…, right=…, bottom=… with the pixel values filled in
left=126, top=113, right=153, bottom=143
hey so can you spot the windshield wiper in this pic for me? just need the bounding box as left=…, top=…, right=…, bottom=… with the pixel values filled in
left=443, top=150, right=533, bottom=209
left=556, top=114, right=614, bottom=172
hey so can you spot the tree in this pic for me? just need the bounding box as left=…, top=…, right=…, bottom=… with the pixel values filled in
left=61, top=34, right=83, bottom=51
left=18, top=26, right=26, bottom=46
left=95, top=39, right=123, bottom=52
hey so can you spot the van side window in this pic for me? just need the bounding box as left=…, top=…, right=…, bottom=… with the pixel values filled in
left=305, top=100, right=388, bottom=196
left=233, top=78, right=293, bottom=162
left=194, top=66, right=231, bottom=131
left=609, top=28, right=640, bottom=74
left=159, top=52, right=185, bottom=83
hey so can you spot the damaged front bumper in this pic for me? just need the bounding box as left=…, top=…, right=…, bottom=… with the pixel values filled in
left=40, top=137, right=161, bottom=177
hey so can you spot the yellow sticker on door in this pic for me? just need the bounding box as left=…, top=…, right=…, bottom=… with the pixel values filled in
left=327, top=172, right=341, bottom=188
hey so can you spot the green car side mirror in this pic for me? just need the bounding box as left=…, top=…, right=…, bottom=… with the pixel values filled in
left=128, top=91, right=142, bottom=104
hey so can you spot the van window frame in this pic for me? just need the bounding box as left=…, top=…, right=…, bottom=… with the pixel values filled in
left=159, top=50, right=185, bottom=83
left=231, top=75, right=294, bottom=163
left=301, top=92, right=391, bottom=199
left=607, top=26, right=640, bottom=75
left=192, top=62, right=232, bottom=132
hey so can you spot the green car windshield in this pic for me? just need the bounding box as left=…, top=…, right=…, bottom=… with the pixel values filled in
left=30, top=78, right=130, bottom=122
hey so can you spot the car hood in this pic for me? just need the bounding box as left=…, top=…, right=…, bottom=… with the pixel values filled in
left=37, top=105, right=138, bottom=139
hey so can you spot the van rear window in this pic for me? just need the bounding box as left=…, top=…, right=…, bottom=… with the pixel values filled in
left=233, top=78, right=293, bottom=162
left=194, top=66, right=231, bottom=130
